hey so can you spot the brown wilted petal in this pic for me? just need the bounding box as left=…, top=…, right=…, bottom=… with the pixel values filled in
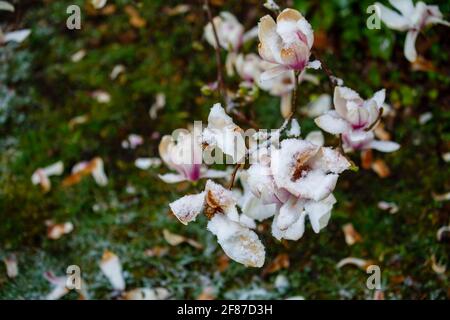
left=371, top=159, right=390, bottom=178
left=361, top=149, right=373, bottom=170
left=342, top=223, right=362, bottom=246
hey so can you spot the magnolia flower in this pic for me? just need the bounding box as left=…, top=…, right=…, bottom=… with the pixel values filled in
left=246, top=135, right=350, bottom=241
left=159, top=128, right=228, bottom=183
left=169, top=180, right=265, bottom=267
left=202, top=103, right=246, bottom=163
left=375, top=0, right=450, bottom=62
left=31, top=161, right=64, bottom=192
left=315, top=86, right=400, bottom=153
left=258, top=8, right=320, bottom=80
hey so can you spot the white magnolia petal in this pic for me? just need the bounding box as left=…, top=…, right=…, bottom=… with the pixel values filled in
left=371, top=89, right=386, bottom=108
left=388, top=0, right=415, bottom=17
left=100, top=251, right=125, bottom=291
left=169, top=192, right=205, bottom=225
left=277, top=197, right=303, bottom=231
left=0, top=1, right=14, bottom=12
left=312, top=147, right=351, bottom=174
left=241, top=194, right=277, bottom=221
left=158, top=173, right=186, bottom=183
left=404, top=30, right=419, bottom=62
left=260, top=65, right=290, bottom=82
left=272, top=211, right=306, bottom=241
left=258, top=15, right=282, bottom=63
left=374, top=2, right=410, bottom=31
left=304, top=194, right=336, bottom=233
left=297, top=17, right=314, bottom=49
left=207, top=214, right=265, bottom=267
left=305, top=131, right=324, bottom=147
left=368, top=140, right=400, bottom=152
left=295, top=170, right=338, bottom=201
left=314, top=111, right=350, bottom=134
left=239, top=214, right=257, bottom=229
left=4, top=29, right=31, bottom=43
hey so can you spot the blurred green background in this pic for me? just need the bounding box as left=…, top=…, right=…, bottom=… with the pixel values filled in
left=0, top=0, right=449, bottom=299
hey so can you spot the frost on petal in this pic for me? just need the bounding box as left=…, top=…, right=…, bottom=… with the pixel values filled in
left=207, top=214, right=265, bottom=268
left=169, top=192, right=205, bottom=225
left=304, top=194, right=336, bottom=233
left=311, top=147, right=351, bottom=174
left=272, top=211, right=306, bottom=241
left=203, top=103, right=245, bottom=163
left=205, top=180, right=239, bottom=221
left=295, top=170, right=338, bottom=201
left=258, top=15, right=282, bottom=64
left=276, top=197, right=303, bottom=231
left=287, top=119, right=301, bottom=137
left=314, top=111, right=349, bottom=134
left=100, top=251, right=125, bottom=291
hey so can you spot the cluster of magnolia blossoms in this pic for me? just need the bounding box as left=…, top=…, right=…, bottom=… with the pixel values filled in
left=165, top=103, right=351, bottom=267
left=159, top=6, right=402, bottom=268
left=204, top=9, right=320, bottom=118
left=315, top=86, right=400, bottom=153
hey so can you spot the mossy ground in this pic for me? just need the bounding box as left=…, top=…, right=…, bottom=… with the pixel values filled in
left=0, top=0, right=449, bottom=299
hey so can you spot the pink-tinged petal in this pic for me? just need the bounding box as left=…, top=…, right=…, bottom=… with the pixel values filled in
left=346, top=102, right=370, bottom=129
left=367, top=140, right=400, bottom=152
left=304, top=194, right=336, bottom=233
left=297, top=17, right=314, bottom=49
left=279, top=41, right=310, bottom=70
left=314, top=111, right=350, bottom=135
left=277, top=197, right=303, bottom=231
left=158, top=173, right=186, bottom=183
left=374, top=2, right=410, bottom=31
left=169, top=192, right=205, bottom=225
left=404, top=30, right=419, bottom=62
left=388, top=0, right=415, bottom=17
left=207, top=214, right=265, bottom=267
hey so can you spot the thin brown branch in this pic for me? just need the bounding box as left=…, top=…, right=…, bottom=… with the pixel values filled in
left=312, top=50, right=338, bottom=89
left=203, top=0, right=227, bottom=103
left=228, top=163, right=243, bottom=190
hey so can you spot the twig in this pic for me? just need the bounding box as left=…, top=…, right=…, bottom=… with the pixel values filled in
left=228, top=163, right=242, bottom=190
left=203, top=0, right=227, bottom=103
left=231, top=109, right=260, bottom=129
left=312, top=50, right=338, bottom=89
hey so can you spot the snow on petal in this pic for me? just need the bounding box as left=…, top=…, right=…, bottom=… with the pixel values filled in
left=207, top=214, right=265, bottom=268
left=169, top=192, right=205, bottom=225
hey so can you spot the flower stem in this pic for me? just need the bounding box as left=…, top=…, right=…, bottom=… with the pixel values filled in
left=365, top=107, right=384, bottom=131
left=228, top=163, right=243, bottom=190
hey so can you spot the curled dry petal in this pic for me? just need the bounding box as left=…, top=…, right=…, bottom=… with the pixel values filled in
left=342, top=223, right=363, bottom=246
left=336, top=257, right=371, bottom=270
